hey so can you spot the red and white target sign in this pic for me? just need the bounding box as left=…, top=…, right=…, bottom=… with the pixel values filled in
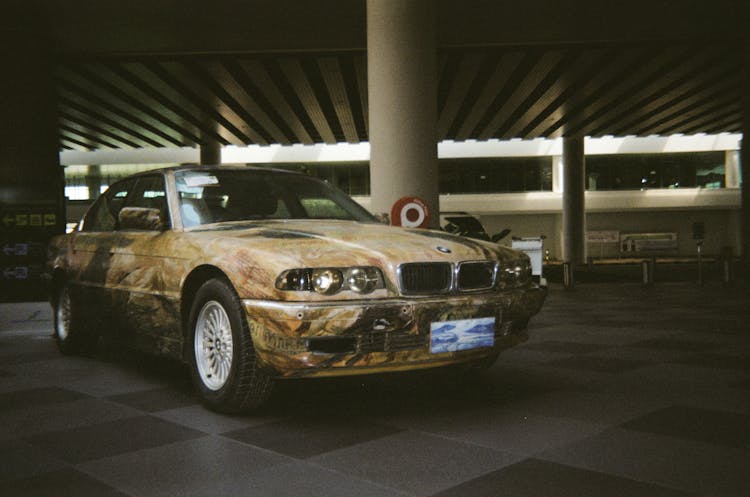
left=390, top=196, right=431, bottom=229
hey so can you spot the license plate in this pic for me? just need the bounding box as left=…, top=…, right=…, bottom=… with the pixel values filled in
left=430, top=317, right=495, bottom=354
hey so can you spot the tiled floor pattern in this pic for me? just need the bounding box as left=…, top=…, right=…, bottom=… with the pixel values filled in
left=0, top=283, right=748, bottom=496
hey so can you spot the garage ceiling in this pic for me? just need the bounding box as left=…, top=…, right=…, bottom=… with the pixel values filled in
left=8, top=0, right=746, bottom=151
left=56, top=42, right=742, bottom=150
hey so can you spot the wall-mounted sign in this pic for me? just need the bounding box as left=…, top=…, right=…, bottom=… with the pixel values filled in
left=586, top=230, right=620, bottom=243
left=390, top=196, right=430, bottom=229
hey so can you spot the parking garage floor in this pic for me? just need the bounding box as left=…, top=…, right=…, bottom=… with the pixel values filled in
left=1, top=282, right=749, bottom=497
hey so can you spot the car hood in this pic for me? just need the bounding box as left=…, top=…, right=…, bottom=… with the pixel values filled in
left=183, top=220, right=527, bottom=300
left=188, top=219, right=522, bottom=265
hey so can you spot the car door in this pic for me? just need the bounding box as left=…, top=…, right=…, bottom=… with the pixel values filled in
left=109, top=174, right=183, bottom=356
left=68, top=179, right=136, bottom=323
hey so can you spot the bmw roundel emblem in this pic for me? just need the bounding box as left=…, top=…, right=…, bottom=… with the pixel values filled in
left=436, top=246, right=452, bottom=254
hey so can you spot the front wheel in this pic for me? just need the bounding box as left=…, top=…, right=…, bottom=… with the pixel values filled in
left=187, top=278, right=274, bottom=413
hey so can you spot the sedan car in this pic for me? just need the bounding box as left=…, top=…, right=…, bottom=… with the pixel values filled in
left=48, top=166, right=547, bottom=412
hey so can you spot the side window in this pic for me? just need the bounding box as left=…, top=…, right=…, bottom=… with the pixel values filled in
left=81, top=180, right=135, bottom=232
left=122, top=176, right=169, bottom=230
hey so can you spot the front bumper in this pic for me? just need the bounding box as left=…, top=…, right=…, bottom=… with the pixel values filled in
left=243, top=284, right=547, bottom=378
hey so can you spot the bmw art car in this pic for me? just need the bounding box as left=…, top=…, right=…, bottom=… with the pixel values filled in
left=47, top=166, right=546, bottom=412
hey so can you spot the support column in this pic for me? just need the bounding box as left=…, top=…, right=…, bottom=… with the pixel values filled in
left=562, top=136, right=586, bottom=265
left=725, top=150, right=740, bottom=189
left=551, top=155, right=563, bottom=193
left=742, top=43, right=750, bottom=263
left=86, top=165, right=102, bottom=200
left=367, top=0, right=439, bottom=226
left=200, top=139, right=221, bottom=165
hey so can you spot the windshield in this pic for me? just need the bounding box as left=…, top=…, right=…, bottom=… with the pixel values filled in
left=175, top=169, right=377, bottom=228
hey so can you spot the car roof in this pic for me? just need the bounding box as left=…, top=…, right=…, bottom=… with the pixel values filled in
left=165, top=164, right=305, bottom=175
left=111, top=164, right=309, bottom=183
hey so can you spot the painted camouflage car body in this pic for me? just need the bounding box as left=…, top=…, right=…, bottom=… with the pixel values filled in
left=47, top=166, right=546, bottom=378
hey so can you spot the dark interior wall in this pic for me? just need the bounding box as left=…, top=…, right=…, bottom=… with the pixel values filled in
left=0, top=29, right=64, bottom=301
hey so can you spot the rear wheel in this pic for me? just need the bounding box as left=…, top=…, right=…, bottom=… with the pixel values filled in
left=188, top=278, right=274, bottom=413
left=53, top=284, right=89, bottom=355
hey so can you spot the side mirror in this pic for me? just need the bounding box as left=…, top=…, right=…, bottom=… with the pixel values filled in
left=491, top=228, right=511, bottom=243
left=118, top=207, right=165, bottom=231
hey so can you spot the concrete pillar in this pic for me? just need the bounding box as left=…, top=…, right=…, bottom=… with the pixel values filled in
left=725, top=150, right=740, bottom=189
left=200, top=140, right=221, bottom=165
left=742, top=44, right=750, bottom=261
left=741, top=137, right=750, bottom=261
left=367, top=0, right=439, bottom=226
left=552, top=155, right=563, bottom=193
left=562, top=136, right=586, bottom=264
left=86, top=165, right=102, bottom=200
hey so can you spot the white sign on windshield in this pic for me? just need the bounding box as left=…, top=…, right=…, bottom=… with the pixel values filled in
left=183, top=175, right=219, bottom=188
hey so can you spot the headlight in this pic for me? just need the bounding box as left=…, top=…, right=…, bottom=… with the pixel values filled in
left=345, top=267, right=381, bottom=294
left=312, top=269, right=343, bottom=295
left=277, top=266, right=384, bottom=295
left=497, top=259, right=532, bottom=289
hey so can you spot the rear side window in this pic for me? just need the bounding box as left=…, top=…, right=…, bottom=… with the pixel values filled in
left=123, top=176, right=170, bottom=229
left=81, top=179, right=136, bottom=232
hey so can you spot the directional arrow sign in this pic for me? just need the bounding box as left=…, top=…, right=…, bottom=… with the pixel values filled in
left=2, top=214, right=13, bottom=227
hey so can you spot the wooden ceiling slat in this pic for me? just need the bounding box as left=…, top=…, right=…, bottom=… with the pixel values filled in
left=672, top=110, right=740, bottom=136
left=620, top=65, right=738, bottom=136
left=566, top=46, right=689, bottom=137
left=57, top=81, right=171, bottom=148
left=337, top=56, right=367, bottom=142
left=354, top=55, right=369, bottom=138
left=184, top=59, right=283, bottom=144
left=436, top=52, right=458, bottom=118
left=610, top=64, right=726, bottom=135
left=437, top=52, right=484, bottom=139
left=585, top=46, right=719, bottom=137
left=475, top=50, right=554, bottom=140
left=57, top=92, right=160, bottom=148
left=60, top=133, right=99, bottom=150
left=537, top=47, right=646, bottom=138
left=58, top=64, right=189, bottom=147
left=195, top=60, right=289, bottom=145
left=278, top=58, right=337, bottom=144
left=123, top=62, right=234, bottom=146
left=643, top=79, right=739, bottom=136
left=59, top=139, right=80, bottom=151
left=702, top=113, right=742, bottom=135
left=156, top=61, right=258, bottom=145
left=99, top=62, right=205, bottom=145
left=660, top=100, right=740, bottom=136
left=455, top=50, right=525, bottom=140
left=51, top=43, right=741, bottom=151
left=499, top=50, right=580, bottom=139
left=235, top=59, right=315, bottom=145
left=301, top=57, right=345, bottom=142
left=519, top=48, right=613, bottom=138
left=318, top=57, right=359, bottom=143
left=59, top=123, right=118, bottom=149
left=59, top=113, right=141, bottom=148
left=215, top=59, right=294, bottom=145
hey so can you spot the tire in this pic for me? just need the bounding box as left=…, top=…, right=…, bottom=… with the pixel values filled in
left=187, top=278, right=274, bottom=413
left=53, top=284, right=89, bottom=355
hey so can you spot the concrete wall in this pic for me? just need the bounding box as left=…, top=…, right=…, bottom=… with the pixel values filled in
left=478, top=209, right=736, bottom=260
